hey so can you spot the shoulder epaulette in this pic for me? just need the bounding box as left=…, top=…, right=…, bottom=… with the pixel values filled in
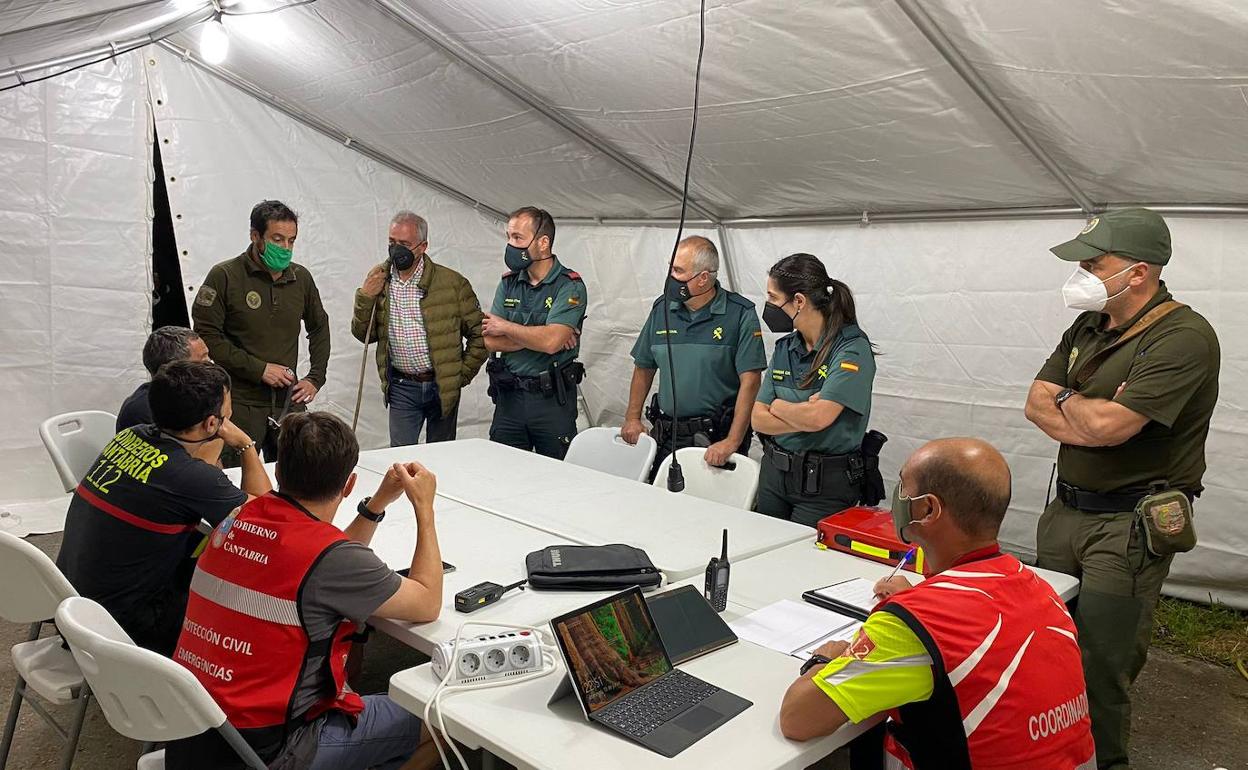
left=726, top=291, right=755, bottom=310
left=650, top=296, right=666, bottom=309
left=502, top=270, right=517, bottom=279
left=565, top=270, right=583, bottom=281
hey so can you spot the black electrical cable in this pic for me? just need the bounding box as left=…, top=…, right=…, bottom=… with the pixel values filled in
left=0, top=0, right=319, bottom=94
left=661, top=0, right=708, bottom=492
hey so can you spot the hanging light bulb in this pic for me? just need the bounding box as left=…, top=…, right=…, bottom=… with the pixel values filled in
left=200, top=18, right=229, bottom=65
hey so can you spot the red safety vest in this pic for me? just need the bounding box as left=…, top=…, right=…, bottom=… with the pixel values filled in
left=879, top=548, right=1095, bottom=770
left=172, top=493, right=365, bottom=731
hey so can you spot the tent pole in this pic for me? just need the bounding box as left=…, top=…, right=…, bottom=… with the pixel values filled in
left=0, top=5, right=214, bottom=86
left=0, top=0, right=175, bottom=43
left=370, top=0, right=722, bottom=224
left=890, top=0, right=1097, bottom=215
left=153, top=42, right=509, bottom=223
left=715, top=224, right=741, bottom=292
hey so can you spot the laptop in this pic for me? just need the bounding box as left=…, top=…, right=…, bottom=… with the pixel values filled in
left=549, top=586, right=751, bottom=757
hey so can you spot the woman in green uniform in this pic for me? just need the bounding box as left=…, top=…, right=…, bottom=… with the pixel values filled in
left=751, top=254, right=877, bottom=526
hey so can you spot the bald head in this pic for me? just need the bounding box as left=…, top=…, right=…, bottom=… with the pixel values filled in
left=677, top=236, right=719, bottom=275
left=906, top=438, right=1012, bottom=539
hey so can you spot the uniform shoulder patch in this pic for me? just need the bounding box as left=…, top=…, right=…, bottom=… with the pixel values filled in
left=194, top=285, right=218, bottom=307
left=846, top=628, right=877, bottom=660
left=565, top=270, right=584, bottom=282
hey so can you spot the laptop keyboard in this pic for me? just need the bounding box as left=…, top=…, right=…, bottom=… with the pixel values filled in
left=596, top=669, right=720, bottom=738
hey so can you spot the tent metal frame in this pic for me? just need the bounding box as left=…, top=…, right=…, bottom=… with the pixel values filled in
left=11, top=1, right=1248, bottom=241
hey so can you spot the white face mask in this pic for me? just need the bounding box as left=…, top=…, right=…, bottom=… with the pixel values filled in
left=1061, top=263, right=1142, bottom=311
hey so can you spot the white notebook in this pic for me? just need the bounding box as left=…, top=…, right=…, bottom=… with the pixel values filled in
left=806, top=577, right=879, bottom=618
left=729, top=599, right=861, bottom=659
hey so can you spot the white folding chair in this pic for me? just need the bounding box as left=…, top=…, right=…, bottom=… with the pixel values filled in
left=0, top=532, right=87, bottom=770
left=38, top=411, right=118, bottom=493
left=653, top=447, right=762, bottom=509
left=54, top=597, right=266, bottom=770
left=564, top=426, right=657, bottom=482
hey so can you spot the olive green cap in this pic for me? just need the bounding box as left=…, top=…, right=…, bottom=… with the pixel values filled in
left=1051, top=208, right=1172, bottom=265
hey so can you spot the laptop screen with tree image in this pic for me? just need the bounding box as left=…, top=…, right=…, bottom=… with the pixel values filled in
left=553, top=590, right=672, bottom=713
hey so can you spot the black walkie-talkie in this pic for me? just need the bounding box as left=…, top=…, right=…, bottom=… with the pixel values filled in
left=704, top=529, right=730, bottom=612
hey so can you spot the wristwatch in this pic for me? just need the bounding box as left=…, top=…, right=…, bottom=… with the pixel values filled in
left=357, top=496, right=386, bottom=523
left=801, top=654, right=833, bottom=675
left=1054, top=388, right=1077, bottom=409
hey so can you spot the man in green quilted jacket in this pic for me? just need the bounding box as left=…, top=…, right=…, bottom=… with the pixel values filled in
left=351, top=211, right=487, bottom=445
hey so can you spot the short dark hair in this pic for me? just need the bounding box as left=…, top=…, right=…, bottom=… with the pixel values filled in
left=249, top=200, right=298, bottom=238
left=912, top=455, right=1012, bottom=539
left=510, top=206, right=555, bottom=247
left=142, top=326, right=200, bottom=377
left=149, top=361, right=231, bottom=432
left=275, top=412, right=360, bottom=502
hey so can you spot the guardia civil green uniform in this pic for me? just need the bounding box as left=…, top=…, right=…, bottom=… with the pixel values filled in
left=631, top=283, right=766, bottom=474
left=191, top=249, right=330, bottom=461
left=754, top=323, right=876, bottom=526
left=1033, top=209, right=1220, bottom=770
left=487, top=257, right=587, bottom=459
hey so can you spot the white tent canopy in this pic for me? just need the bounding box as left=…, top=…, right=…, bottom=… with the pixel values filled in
left=1, top=0, right=1245, bottom=607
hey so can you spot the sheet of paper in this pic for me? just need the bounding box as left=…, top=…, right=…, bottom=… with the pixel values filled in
left=812, top=577, right=879, bottom=615
left=798, top=621, right=863, bottom=658
left=729, top=599, right=859, bottom=658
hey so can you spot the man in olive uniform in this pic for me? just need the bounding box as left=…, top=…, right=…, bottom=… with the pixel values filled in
left=620, top=236, right=765, bottom=479
left=1025, top=207, right=1219, bottom=770
left=481, top=207, right=587, bottom=459
left=192, top=200, right=331, bottom=463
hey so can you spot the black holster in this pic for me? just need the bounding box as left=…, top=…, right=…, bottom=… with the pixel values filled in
left=858, top=429, right=889, bottom=506
left=548, top=361, right=585, bottom=406
left=485, top=357, right=515, bottom=404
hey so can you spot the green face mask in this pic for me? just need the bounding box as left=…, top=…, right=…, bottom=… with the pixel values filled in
left=260, top=240, right=293, bottom=271
left=890, top=481, right=931, bottom=545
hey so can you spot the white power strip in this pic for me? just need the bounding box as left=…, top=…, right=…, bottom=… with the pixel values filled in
left=430, top=630, right=543, bottom=684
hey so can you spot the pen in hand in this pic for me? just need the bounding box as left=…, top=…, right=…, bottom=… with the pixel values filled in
left=874, top=546, right=917, bottom=600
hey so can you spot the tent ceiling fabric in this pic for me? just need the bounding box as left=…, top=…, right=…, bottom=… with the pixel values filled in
left=6, top=0, right=1248, bottom=219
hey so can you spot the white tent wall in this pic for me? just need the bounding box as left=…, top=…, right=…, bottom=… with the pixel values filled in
left=722, top=218, right=1248, bottom=607
left=0, top=51, right=152, bottom=501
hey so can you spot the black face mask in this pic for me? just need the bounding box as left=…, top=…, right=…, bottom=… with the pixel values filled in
left=389, top=243, right=416, bottom=271
left=665, top=273, right=710, bottom=302
left=505, top=229, right=552, bottom=272
left=763, top=300, right=797, bottom=333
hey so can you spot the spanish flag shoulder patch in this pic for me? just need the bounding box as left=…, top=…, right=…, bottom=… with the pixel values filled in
left=839, top=361, right=860, bottom=372
left=753, top=331, right=763, bottom=337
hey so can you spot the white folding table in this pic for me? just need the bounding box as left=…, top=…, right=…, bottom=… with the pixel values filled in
left=355, top=439, right=813, bottom=580
left=389, top=632, right=874, bottom=770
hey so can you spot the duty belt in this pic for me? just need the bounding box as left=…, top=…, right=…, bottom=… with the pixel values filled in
left=651, top=412, right=716, bottom=437
left=1056, top=480, right=1193, bottom=514
left=760, top=435, right=863, bottom=496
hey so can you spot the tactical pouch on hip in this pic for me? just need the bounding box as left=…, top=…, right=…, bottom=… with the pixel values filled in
left=1135, top=482, right=1196, bottom=557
